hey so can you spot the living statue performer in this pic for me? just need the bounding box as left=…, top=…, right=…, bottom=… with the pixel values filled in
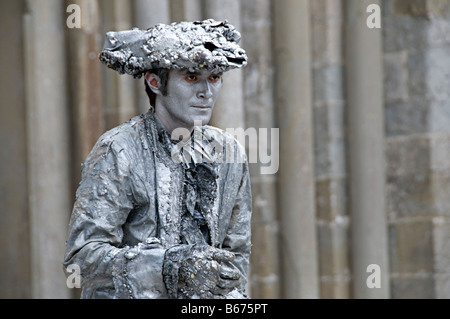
left=63, top=19, right=252, bottom=299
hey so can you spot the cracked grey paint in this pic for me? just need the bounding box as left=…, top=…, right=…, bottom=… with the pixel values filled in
left=99, top=19, right=248, bottom=77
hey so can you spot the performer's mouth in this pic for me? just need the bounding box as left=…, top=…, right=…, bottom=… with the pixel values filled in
left=191, top=105, right=211, bottom=109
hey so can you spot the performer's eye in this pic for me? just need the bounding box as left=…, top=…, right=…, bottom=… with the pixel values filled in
left=209, top=74, right=222, bottom=83
left=185, top=74, right=198, bottom=82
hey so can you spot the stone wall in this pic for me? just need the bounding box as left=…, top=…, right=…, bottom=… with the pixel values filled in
left=383, top=0, right=450, bottom=298
left=310, top=0, right=351, bottom=299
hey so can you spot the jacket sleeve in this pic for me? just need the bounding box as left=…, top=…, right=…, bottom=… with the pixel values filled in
left=63, top=135, right=167, bottom=299
left=221, top=160, right=253, bottom=296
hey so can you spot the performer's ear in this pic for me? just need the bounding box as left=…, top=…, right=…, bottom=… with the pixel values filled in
left=145, top=71, right=161, bottom=95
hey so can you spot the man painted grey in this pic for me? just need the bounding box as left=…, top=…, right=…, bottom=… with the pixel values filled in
left=63, top=19, right=252, bottom=299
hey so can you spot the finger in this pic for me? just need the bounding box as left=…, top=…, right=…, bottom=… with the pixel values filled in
left=212, top=249, right=235, bottom=263
left=191, top=245, right=214, bottom=259
left=217, top=276, right=241, bottom=290
left=210, top=284, right=234, bottom=296
left=210, top=260, right=220, bottom=272
left=219, top=264, right=241, bottom=280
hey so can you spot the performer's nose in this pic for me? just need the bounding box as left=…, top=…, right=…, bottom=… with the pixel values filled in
left=197, top=80, right=213, bottom=99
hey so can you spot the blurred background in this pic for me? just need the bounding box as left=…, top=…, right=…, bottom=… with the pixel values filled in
left=1, top=0, right=450, bottom=299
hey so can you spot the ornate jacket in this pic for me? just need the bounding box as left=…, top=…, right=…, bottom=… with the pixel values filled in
left=63, top=109, right=252, bottom=299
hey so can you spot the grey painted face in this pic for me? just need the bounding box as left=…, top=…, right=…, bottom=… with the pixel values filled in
left=150, top=69, right=222, bottom=133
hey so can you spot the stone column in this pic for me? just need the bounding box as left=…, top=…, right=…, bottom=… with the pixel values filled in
left=182, top=0, right=203, bottom=21
left=23, top=0, right=71, bottom=298
left=0, top=0, right=31, bottom=298
left=310, top=0, right=350, bottom=299
left=241, top=0, right=281, bottom=298
left=273, top=0, right=319, bottom=298
left=345, top=0, right=389, bottom=298
left=170, top=0, right=202, bottom=22
left=203, top=0, right=245, bottom=130
left=100, top=0, right=137, bottom=129
left=134, top=0, right=171, bottom=114
left=135, top=0, right=170, bottom=28
left=65, top=0, right=105, bottom=192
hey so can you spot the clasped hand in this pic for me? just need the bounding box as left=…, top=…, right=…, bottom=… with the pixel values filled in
left=170, top=245, right=242, bottom=299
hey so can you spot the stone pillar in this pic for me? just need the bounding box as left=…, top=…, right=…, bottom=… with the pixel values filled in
left=0, top=0, right=31, bottom=298
left=170, top=0, right=202, bottom=22
left=241, top=0, right=281, bottom=298
left=310, top=0, right=350, bottom=299
left=23, top=0, right=71, bottom=298
left=135, top=0, right=170, bottom=28
left=345, top=0, right=389, bottom=298
left=65, top=0, right=105, bottom=192
left=383, top=0, right=450, bottom=298
left=273, top=0, right=319, bottom=298
left=182, top=0, right=203, bottom=21
left=203, top=0, right=245, bottom=130
left=100, top=0, right=137, bottom=129
left=134, top=0, right=171, bottom=114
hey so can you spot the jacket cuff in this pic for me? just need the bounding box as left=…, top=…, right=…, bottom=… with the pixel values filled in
left=162, top=244, right=192, bottom=299
left=111, top=240, right=168, bottom=299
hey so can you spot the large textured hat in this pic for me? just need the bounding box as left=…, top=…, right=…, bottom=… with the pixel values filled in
left=99, top=19, right=248, bottom=78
